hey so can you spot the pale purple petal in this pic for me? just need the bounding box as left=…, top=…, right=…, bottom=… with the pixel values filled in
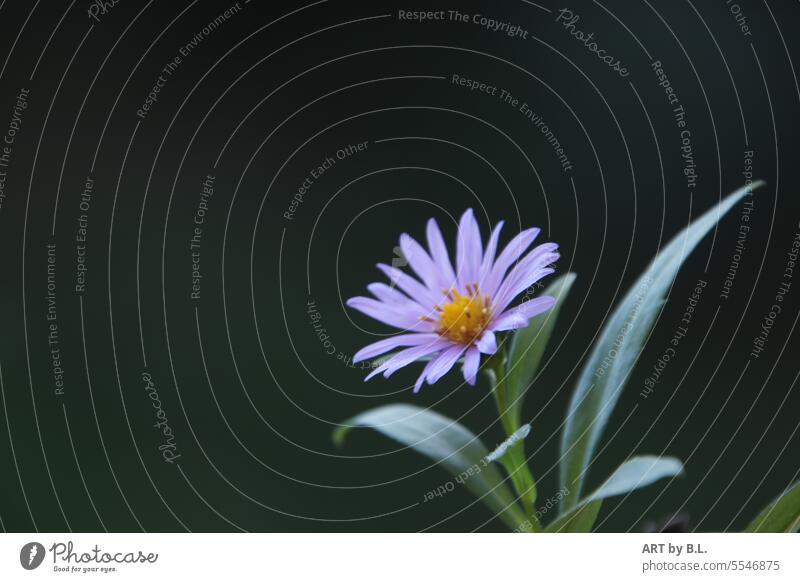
left=426, top=218, right=456, bottom=287
left=462, top=347, right=481, bottom=385
left=376, top=263, right=440, bottom=307
left=400, top=233, right=445, bottom=292
left=493, top=244, right=559, bottom=312
left=479, top=221, right=504, bottom=284
left=494, top=264, right=557, bottom=314
left=347, top=296, right=433, bottom=331
left=382, top=341, right=449, bottom=378
left=476, top=330, right=497, bottom=354
left=489, top=297, right=556, bottom=331
left=489, top=311, right=530, bottom=331
left=502, top=243, right=559, bottom=287
left=425, top=345, right=467, bottom=385
left=365, top=340, right=449, bottom=380
left=414, top=358, right=439, bottom=393
left=484, top=227, right=540, bottom=296
left=456, top=209, right=483, bottom=288
left=510, top=296, right=556, bottom=319
left=367, top=283, right=428, bottom=316
left=353, top=333, right=441, bottom=363
left=367, top=282, right=415, bottom=304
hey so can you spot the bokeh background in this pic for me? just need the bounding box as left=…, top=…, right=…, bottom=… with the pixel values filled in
left=0, top=0, right=798, bottom=532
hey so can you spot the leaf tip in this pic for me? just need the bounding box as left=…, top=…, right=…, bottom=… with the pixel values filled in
left=332, top=425, right=352, bottom=448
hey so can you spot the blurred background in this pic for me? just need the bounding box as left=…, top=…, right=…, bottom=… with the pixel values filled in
left=0, top=0, right=798, bottom=532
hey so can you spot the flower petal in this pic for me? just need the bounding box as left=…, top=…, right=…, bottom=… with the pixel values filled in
left=365, top=340, right=448, bottom=380
left=347, top=296, right=433, bottom=331
left=376, top=263, right=440, bottom=307
left=493, top=243, right=559, bottom=312
left=367, top=283, right=428, bottom=316
left=352, top=332, right=441, bottom=363
left=456, top=209, right=483, bottom=289
left=484, top=227, right=540, bottom=296
left=489, top=312, right=529, bottom=331
left=489, top=296, right=556, bottom=331
left=400, top=233, right=445, bottom=292
left=426, top=218, right=457, bottom=287
left=425, top=345, right=467, bottom=385
left=510, top=296, right=556, bottom=320
left=414, top=358, right=439, bottom=393
left=476, top=330, right=497, bottom=354
left=494, top=264, right=557, bottom=314
left=479, top=220, right=504, bottom=284
left=367, top=282, right=416, bottom=304
left=462, top=347, right=481, bottom=385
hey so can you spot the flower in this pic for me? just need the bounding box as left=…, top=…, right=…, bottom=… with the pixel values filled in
left=347, top=209, right=559, bottom=392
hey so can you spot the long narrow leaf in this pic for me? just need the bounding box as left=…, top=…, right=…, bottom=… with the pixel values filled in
left=545, top=500, right=601, bottom=533
left=745, top=481, right=800, bottom=532
left=560, top=183, right=763, bottom=509
left=547, top=455, right=684, bottom=532
left=586, top=455, right=684, bottom=501
left=505, top=273, right=577, bottom=432
left=334, top=404, right=528, bottom=530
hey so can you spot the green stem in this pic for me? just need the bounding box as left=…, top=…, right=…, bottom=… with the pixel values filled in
left=487, top=349, right=540, bottom=531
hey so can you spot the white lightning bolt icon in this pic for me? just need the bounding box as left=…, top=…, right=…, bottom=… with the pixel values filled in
left=388, top=246, right=408, bottom=289
left=28, top=545, right=38, bottom=566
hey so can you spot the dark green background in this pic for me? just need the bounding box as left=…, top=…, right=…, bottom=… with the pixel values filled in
left=0, top=0, right=798, bottom=532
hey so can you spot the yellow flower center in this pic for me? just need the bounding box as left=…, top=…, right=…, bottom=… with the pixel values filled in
left=431, top=285, right=491, bottom=345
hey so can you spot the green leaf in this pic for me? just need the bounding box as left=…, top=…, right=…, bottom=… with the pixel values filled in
left=547, top=455, right=684, bottom=532
left=559, top=182, right=763, bottom=510
left=586, top=455, right=684, bottom=501
left=745, top=481, right=800, bottom=532
left=504, top=273, right=577, bottom=432
left=545, top=500, right=601, bottom=533
left=334, top=404, right=529, bottom=531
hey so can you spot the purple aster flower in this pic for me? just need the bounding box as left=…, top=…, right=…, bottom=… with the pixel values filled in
left=347, top=209, right=559, bottom=392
